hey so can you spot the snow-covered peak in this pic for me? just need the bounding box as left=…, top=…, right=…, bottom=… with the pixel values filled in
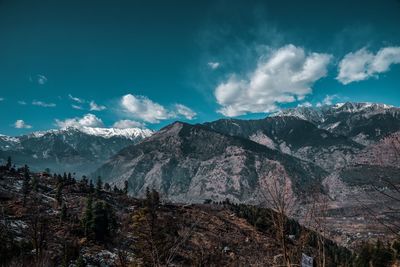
left=21, top=126, right=153, bottom=140
left=73, top=126, right=153, bottom=140
left=331, top=102, right=394, bottom=113
left=0, top=134, right=20, bottom=143
left=271, top=102, right=398, bottom=122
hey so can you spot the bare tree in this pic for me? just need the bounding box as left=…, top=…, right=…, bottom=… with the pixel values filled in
left=261, top=173, right=296, bottom=267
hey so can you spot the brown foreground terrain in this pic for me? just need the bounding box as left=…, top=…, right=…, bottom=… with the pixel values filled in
left=0, top=166, right=398, bottom=266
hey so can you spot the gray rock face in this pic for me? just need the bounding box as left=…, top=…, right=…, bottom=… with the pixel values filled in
left=205, top=115, right=363, bottom=172
left=94, top=122, right=326, bottom=203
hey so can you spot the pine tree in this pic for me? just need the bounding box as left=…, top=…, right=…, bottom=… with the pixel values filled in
left=56, top=183, right=63, bottom=206
left=5, top=156, right=11, bottom=170
left=60, top=203, right=67, bottom=221
left=82, top=195, right=94, bottom=237
left=113, top=185, right=119, bottom=193
left=123, top=180, right=129, bottom=195
left=96, top=176, right=103, bottom=195
left=89, top=180, right=94, bottom=194
left=104, top=183, right=111, bottom=192
left=92, top=201, right=116, bottom=242
left=31, top=175, right=39, bottom=192
left=22, top=165, right=31, bottom=206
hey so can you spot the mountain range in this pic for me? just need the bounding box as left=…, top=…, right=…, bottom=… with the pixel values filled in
left=1, top=102, right=399, bottom=203
left=91, top=102, right=400, bottom=205
left=0, top=126, right=152, bottom=175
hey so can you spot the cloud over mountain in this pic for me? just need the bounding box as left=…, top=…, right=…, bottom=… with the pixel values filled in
left=14, top=120, right=32, bottom=129
left=55, top=113, right=104, bottom=128
left=337, top=46, right=400, bottom=84
left=214, top=44, right=332, bottom=116
left=120, top=94, right=196, bottom=123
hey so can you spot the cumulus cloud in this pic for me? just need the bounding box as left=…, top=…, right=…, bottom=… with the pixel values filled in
left=68, top=94, right=85, bottom=103
left=208, top=62, right=220, bottom=70
left=174, top=104, right=197, bottom=120
left=32, top=100, right=56, bottom=107
left=120, top=94, right=172, bottom=123
left=55, top=113, right=104, bottom=129
left=89, top=101, right=106, bottom=111
left=337, top=46, right=400, bottom=84
left=113, top=119, right=145, bottom=129
left=215, top=44, right=332, bottom=116
left=0, top=97, right=4, bottom=101
left=14, top=120, right=32, bottom=129
left=18, top=100, right=27, bottom=105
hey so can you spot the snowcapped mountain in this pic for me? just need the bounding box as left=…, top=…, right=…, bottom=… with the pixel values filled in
left=273, top=102, right=396, bottom=123
left=272, top=102, right=400, bottom=145
left=0, top=126, right=153, bottom=175
left=23, top=126, right=152, bottom=140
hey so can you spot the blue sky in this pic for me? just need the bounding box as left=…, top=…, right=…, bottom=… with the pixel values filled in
left=1, top=0, right=400, bottom=135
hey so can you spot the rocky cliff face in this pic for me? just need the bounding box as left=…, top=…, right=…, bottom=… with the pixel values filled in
left=204, top=116, right=363, bottom=171
left=95, top=122, right=326, bottom=203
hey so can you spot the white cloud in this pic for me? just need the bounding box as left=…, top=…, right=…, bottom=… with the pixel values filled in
left=55, top=113, right=104, bottom=129
left=89, top=101, right=106, bottom=111
left=215, top=44, right=332, bottom=116
left=208, top=62, right=220, bottom=70
left=71, top=104, right=83, bottom=110
left=14, top=120, right=32, bottom=129
left=0, top=97, right=4, bottom=101
left=337, top=46, right=400, bottom=84
left=316, top=95, right=339, bottom=107
left=68, top=94, right=85, bottom=103
left=32, top=100, right=56, bottom=107
left=120, top=94, right=172, bottom=123
left=30, top=74, right=47, bottom=85
left=18, top=100, right=27, bottom=105
left=113, top=119, right=145, bottom=129
left=174, top=104, right=197, bottom=120
left=297, top=101, right=312, bottom=107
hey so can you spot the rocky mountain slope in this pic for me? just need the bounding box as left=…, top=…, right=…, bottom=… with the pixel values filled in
left=0, top=127, right=152, bottom=175
left=273, top=102, right=400, bottom=146
left=204, top=116, right=363, bottom=171
left=94, top=122, right=326, bottom=203
left=0, top=167, right=355, bottom=266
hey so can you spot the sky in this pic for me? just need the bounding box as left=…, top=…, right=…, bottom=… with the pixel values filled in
left=0, top=0, right=400, bottom=135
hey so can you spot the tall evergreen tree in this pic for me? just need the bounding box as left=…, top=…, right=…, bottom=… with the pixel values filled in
left=22, top=165, right=31, bottom=206
left=5, top=156, right=12, bottom=170
left=123, top=180, right=129, bottom=195
left=60, top=203, right=67, bottom=221
left=92, top=201, right=116, bottom=242
left=82, top=195, right=94, bottom=237
left=96, top=176, right=103, bottom=195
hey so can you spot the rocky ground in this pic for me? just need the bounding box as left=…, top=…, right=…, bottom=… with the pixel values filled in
left=0, top=167, right=357, bottom=267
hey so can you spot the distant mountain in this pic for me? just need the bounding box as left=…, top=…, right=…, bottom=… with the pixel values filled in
left=272, top=102, right=400, bottom=145
left=94, top=102, right=400, bottom=203
left=204, top=116, right=363, bottom=171
left=94, top=122, right=326, bottom=203
left=0, top=126, right=153, bottom=175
